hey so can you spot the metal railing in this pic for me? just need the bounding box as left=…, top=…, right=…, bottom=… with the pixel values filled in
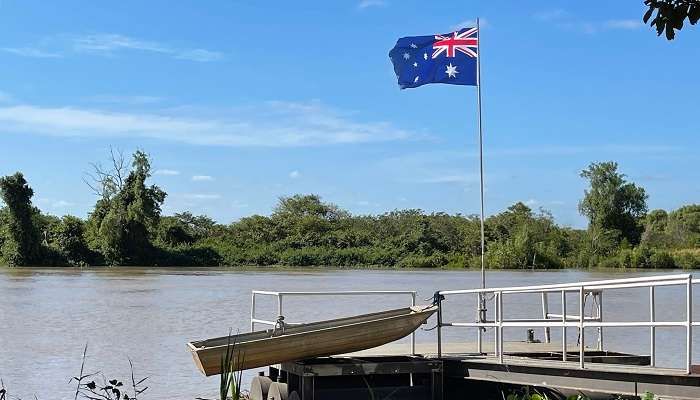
left=251, top=290, right=418, bottom=355
left=436, top=274, right=697, bottom=373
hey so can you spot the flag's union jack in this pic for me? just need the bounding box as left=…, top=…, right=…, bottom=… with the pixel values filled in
left=432, top=27, right=478, bottom=59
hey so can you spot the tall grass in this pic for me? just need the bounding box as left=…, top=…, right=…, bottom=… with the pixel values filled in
left=219, top=331, right=245, bottom=400
left=196, top=330, right=246, bottom=400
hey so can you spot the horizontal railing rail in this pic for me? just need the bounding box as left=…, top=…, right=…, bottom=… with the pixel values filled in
left=436, top=274, right=696, bottom=373
left=251, top=289, right=418, bottom=355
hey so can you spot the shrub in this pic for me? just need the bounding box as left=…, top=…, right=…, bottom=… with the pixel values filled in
left=396, top=253, right=447, bottom=268
left=597, top=257, right=619, bottom=269
left=366, top=247, right=399, bottom=266
left=673, top=249, right=700, bottom=269
left=631, top=246, right=653, bottom=268
left=329, top=247, right=371, bottom=266
left=618, top=248, right=633, bottom=268
left=445, top=253, right=468, bottom=269
left=279, top=247, right=328, bottom=266
left=245, top=246, right=279, bottom=266
left=649, top=250, right=675, bottom=269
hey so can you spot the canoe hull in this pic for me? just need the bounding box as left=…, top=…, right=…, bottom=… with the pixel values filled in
left=188, top=305, right=436, bottom=376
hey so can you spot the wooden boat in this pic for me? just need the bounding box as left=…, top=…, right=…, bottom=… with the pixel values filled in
left=188, top=305, right=437, bottom=376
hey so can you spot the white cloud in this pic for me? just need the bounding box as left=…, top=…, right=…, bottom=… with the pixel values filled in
left=154, top=169, right=180, bottom=176
left=73, top=33, right=224, bottom=61
left=605, top=19, right=643, bottom=30
left=357, top=200, right=370, bottom=206
left=525, top=199, right=539, bottom=206
left=35, top=198, right=74, bottom=209
left=4, top=33, right=223, bottom=62
left=184, top=193, right=221, bottom=200
left=533, top=10, right=643, bottom=34
left=192, top=175, right=214, bottom=181
left=488, top=144, right=681, bottom=157
left=1, top=47, right=62, bottom=58
left=289, top=170, right=301, bottom=179
left=386, top=144, right=681, bottom=162
left=0, top=101, right=413, bottom=147
left=73, top=33, right=166, bottom=53
left=358, top=0, right=386, bottom=9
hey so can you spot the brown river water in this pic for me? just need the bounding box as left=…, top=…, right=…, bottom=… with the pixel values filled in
left=0, top=268, right=698, bottom=399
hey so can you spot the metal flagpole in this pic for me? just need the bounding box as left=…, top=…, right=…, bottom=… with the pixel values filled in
left=476, top=18, right=485, bottom=290
left=475, top=17, right=487, bottom=353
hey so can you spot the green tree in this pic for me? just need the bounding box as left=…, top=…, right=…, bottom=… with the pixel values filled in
left=273, top=194, right=347, bottom=221
left=579, top=162, right=648, bottom=245
left=486, top=203, right=567, bottom=269
left=666, top=204, right=700, bottom=247
left=50, top=215, right=92, bottom=265
left=641, top=209, right=672, bottom=247
left=643, top=0, right=700, bottom=40
left=156, top=213, right=216, bottom=247
left=272, top=194, right=347, bottom=248
left=87, top=150, right=166, bottom=265
left=0, top=172, right=41, bottom=265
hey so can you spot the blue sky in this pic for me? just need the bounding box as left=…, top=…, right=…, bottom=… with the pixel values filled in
left=0, top=0, right=698, bottom=228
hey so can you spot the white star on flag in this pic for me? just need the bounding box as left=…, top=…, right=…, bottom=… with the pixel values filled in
left=403, top=52, right=410, bottom=60
left=423, top=53, right=428, bottom=60
left=445, top=63, right=459, bottom=78
left=413, top=62, right=418, bottom=67
left=410, top=43, right=418, bottom=48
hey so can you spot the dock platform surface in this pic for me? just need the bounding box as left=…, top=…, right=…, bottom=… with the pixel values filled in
left=339, top=342, right=700, bottom=400
left=345, top=341, right=581, bottom=357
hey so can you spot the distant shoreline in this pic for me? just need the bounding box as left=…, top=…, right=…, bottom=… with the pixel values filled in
left=1, top=264, right=693, bottom=272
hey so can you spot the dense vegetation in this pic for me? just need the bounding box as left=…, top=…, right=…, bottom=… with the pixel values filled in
left=0, top=151, right=698, bottom=269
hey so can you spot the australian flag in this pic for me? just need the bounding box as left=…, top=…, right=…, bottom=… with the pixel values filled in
left=389, top=27, right=478, bottom=89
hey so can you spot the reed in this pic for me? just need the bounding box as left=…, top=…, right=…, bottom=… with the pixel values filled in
left=218, top=331, right=245, bottom=400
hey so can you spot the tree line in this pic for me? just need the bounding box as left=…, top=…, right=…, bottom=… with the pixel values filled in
left=0, top=151, right=698, bottom=269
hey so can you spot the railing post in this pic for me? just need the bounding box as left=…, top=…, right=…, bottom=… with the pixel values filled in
left=411, top=292, right=416, bottom=355
left=251, top=292, right=256, bottom=331
left=650, top=286, right=656, bottom=367
left=493, top=292, right=498, bottom=361
left=562, top=290, right=567, bottom=362
left=597, top=291, right=604, bottom=351
left=477, top=293, right=484, bottom=354
left=497, top=291, right=503, bottom=364
left=277, top=294, right=283, bottom=319
left=541, top=292, right=551, bottom=343
left=687, top=275, right=693, bottom=374
left=579, top=286, right=585, bottom=369
left=436, top=292, right=443, bottom=359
